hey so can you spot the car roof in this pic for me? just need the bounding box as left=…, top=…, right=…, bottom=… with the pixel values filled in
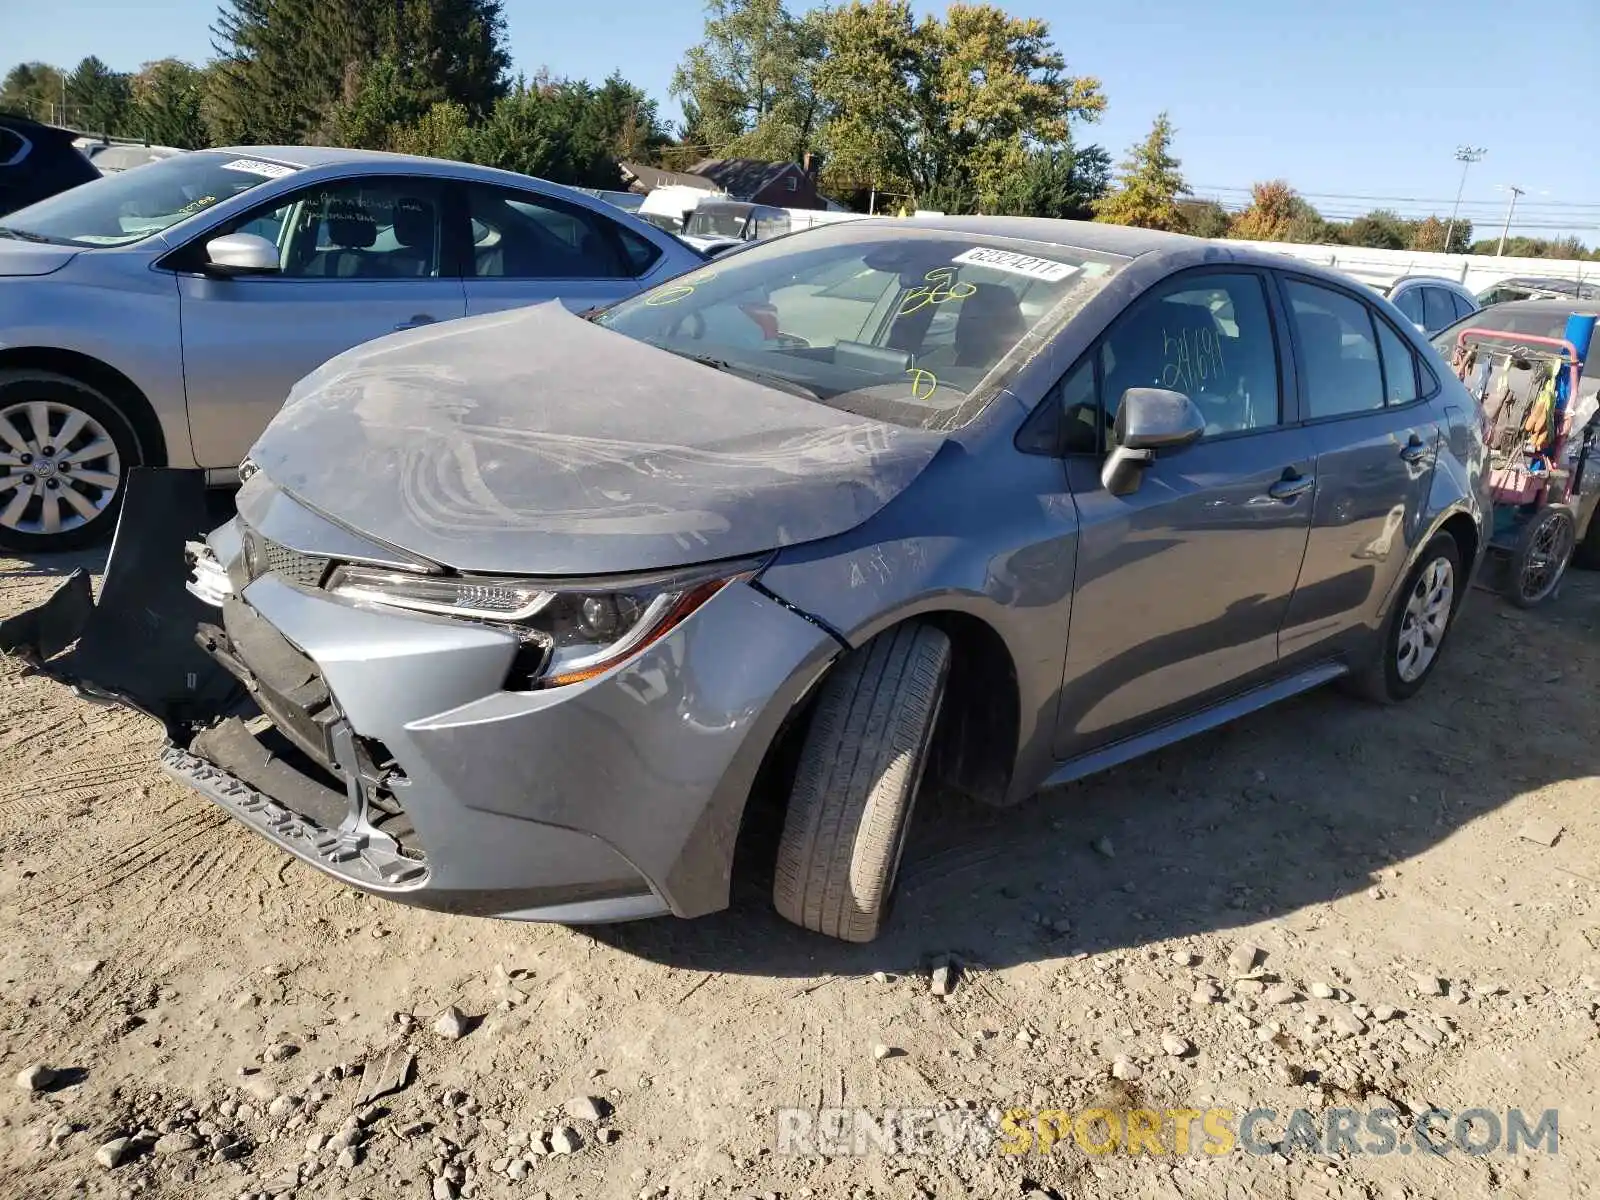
left=871, top=215, right=1201, bottom=258
left=1391, top=275, right=1473, bottom=289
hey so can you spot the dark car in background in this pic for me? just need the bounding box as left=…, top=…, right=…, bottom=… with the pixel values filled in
left=0, top=114, right=99, bottom=217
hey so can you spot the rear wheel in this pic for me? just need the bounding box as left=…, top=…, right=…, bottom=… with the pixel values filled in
left=0, top=371, right=141, bottom=554
left=1349, top=533, right=1462, bottom=704
left=772, top=622, right=950, bottom=943
left=1508, top=506, right=1575, bottom=608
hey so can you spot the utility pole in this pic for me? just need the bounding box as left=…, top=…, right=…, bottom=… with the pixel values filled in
left=1444, top=145, right=1487, bottom=254
left=1496, top=186, right=1525, bottom=257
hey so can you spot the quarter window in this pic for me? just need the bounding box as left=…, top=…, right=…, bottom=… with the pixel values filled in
left=1095, top=273, right=1282, bottom=439
left=1284, top=279, right=1384, bottom=418
left=1374, top=315, right=1421, bottom=405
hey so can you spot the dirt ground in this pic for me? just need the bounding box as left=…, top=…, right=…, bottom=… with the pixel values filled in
left=0, top=543, right=1597, bottom=1200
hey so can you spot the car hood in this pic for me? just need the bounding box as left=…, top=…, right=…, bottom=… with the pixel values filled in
left=0, top=241, right=79, bottom=276
left=250, top=302, right=946, bottom=575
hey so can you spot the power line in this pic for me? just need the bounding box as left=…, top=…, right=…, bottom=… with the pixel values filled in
left=1193, top=185, right=1600, bottom=212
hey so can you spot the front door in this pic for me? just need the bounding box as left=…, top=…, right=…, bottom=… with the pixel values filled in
left=177, top=175, right=466, bottom=468
left=1055, top=269, right=1315, bottom=757
left=459, top=183, right=661, bottom=317
left=1275, top=276, right=1442, bottom=656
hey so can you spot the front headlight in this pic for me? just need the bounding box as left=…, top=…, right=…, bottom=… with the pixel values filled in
left=324, top=558, right=765, bottom=688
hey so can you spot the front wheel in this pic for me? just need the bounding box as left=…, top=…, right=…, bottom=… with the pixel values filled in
left=1349, top=533, right=1462, bottom=704
left=0, top=371, right=142, bottom=554
left=772, top=622, right=950, bottom=943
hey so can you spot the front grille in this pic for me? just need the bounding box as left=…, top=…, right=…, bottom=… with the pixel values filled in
left=262, top=538, right=330, bottom=588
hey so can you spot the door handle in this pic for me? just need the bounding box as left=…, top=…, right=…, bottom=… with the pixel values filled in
left=394, top=314, right=436, bottom=331
left=1268, top=472, right=1314, bottom=501
left=1399, top=434, right=1429, bottom=464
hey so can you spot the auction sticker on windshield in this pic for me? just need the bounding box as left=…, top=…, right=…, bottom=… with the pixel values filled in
left=218, top=158, right=297, bottom=179
left=952, top=247, right=1078, bottom=282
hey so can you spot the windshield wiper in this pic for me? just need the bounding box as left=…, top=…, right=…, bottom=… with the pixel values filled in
left=666, top=350, right=820, bottom=399
left=0, top=226, right=55, bottom=244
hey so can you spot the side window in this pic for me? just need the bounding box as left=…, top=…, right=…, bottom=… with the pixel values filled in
left=272, top=178, right=443, bottom=279
left=1392, top=286, right=1424, bottom=326
left=1374, top=315, right=1421, bottom=405
left=1284, top=279, right=1384, bottom=418
left=616, top=226, right=662, bottom=276
left=0, top=128, right=28, bottom=167
left=1422, top=287, right=1455, bottom=334
left=1097, top=273, right=1281, bottom=437
left=1057, top=356, right=1099, bottom=455
left=1450, top=290, right=1476, bottom=321
left=468, top=185, right=627, bottom=279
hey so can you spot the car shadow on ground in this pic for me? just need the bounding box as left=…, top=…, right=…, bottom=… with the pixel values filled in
left=587, top=572, right=1600, bottom=978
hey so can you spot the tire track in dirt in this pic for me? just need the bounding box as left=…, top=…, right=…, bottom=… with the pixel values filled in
left=18, top=805, right=227, bottom=918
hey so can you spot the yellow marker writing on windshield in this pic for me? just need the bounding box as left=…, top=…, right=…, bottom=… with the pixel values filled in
left=898, top=268, right=977, bottom=317
left=907, top=368, right=939, bottom=400
left=645, top=284, right=697, bottom=307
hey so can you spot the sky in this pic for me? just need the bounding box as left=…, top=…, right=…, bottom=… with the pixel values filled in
left=4, top=0, right=1598, bottom=242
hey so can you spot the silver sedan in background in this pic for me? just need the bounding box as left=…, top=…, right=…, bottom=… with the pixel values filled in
left=0, top=147, right=703, bottom=551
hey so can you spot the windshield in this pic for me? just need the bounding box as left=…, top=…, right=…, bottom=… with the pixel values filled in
left=686, top=209, right=750, bottom=239
left=597, top=225, right=1124, bottom=430
left=1433, top=308, right=1596, bottom=353
left=0, top=151, right=299, bottom=248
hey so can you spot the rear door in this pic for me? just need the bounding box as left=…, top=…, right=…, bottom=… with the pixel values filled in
left=175, top=173, right=466, bottom=468
left=1055, top=268, right=1317, bottom=755
left=1276, top=275, right=1442, bottom=658
left=459, top=182, right=665, bottom=317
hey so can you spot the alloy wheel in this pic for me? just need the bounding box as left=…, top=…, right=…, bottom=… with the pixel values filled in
left=1395, top=556, right=1454, bottom=683
left=0, top=399, right=122, bottom=538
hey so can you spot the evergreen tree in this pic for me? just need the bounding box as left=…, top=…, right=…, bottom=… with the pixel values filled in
left=1093, top=113, right=1187, bottom=231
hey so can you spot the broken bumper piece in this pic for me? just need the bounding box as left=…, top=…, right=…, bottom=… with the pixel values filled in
left=163, top=734, right=425, bottom=889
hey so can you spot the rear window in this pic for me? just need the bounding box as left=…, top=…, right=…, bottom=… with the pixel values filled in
left=598, top=225, right=1125, bottom=430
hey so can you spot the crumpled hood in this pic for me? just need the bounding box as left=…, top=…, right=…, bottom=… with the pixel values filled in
left=250, top=302, right=945, bottom=575
left=0, top=241, right=79, bottom=277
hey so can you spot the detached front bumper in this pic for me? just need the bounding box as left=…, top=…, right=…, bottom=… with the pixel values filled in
left=176, top=531, right=838, bottom=923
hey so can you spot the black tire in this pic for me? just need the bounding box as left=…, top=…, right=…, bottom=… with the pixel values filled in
left=1507, top=506, right=1575, bottom=608
left=772, top=622, right=950, bottom=943
left=1570, top=505, right=1600, bottom=571
left=1348, top=532, right=1463, bottom=704
left=0, top=370, right=143, bottom=554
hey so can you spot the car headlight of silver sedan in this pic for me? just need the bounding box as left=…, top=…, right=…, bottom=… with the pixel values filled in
left=324, top=557, right=765, bottom=688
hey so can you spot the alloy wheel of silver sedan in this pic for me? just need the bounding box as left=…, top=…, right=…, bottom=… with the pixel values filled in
left=0, top=399, right=122, bottom=538
left=1395, top=555, right=1454, bottom=683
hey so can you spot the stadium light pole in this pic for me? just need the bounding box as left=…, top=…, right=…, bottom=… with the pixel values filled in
left=1444, top=146, right=1487, bottom=254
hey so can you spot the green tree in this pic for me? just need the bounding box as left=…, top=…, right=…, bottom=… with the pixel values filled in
left=131, top=59, right=208, bottom=148
left=1342, top=208, right=1414, bottom=250
left=207, top=0, right=508, bottom=146
left=1, top=62, right=67, bottom=122
left=1094, top=112, right=1187, bottom=231
left=671, top=0, right=823, bottom=162
left=812, top=1, right=1103, bottom=209
left=390, top=100, right=473, bottom=159
left=458, top=77, right=624, bottom=188
left=990, top=144, right=1110, bottom=219
left=1226, top=180, right=1325, bottom=243
left=1409, top=215, right=1472, bottom=253
left=1176, top=198, right=1230, bottom=238
left=65, top=57, right=132, bottom=136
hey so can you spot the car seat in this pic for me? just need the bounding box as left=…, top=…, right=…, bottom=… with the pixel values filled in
left=953, top=284, right=1026, bottom=368
left=304, top=199, right=377, bottom=277
left=388, top=198, right=437, bottom=277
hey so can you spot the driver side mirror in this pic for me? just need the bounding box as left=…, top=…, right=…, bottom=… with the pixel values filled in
left=204, top=232, right=280, bottom=276
left=1100, top=387, right=1206, bottom=497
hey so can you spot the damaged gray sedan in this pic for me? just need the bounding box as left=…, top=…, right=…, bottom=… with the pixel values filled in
left=7, top=217, right=1489, bottom=942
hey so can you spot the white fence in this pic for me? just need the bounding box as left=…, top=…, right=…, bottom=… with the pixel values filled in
left=1222, top=240, right=1595, bottom=296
